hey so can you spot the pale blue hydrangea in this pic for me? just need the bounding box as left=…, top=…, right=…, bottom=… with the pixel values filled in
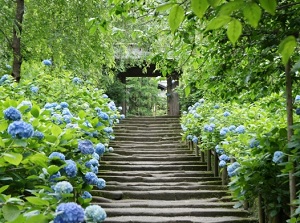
left=49, top=152, right=65, bottom=160
left=183, top=111, right=187, bottom=115
left=120, top=114, right=125, bottom=120
left=54, top=202, right=85, bottom=223
left=186, top=135, right=193, bottom=140
left=219, top=154, right=230, bottom=162
left=85, top=172, right=98, bottom=185
left=7, top=121, right=34, bottom=139
left=50, top=171, right=61, bottom=182
left=55, top=105, right=62, bottom=110
left=91, top=166, right=99, bottom=174
left=18, top=101, right=32, bottom=113
left=72, top=77, right=82, bottom=84
left=215, top=145, right=224, bottom=155
left=204, top=124, right=214, bottom=132
left=42, top=59, right=52, bottom=66
left=273, top=151, right=284, bottom=164
left=44, top=103, right=55, bottom=109
left=62, top=108, right=72, bottom=116
left=295, top=95, right=300, bottom=102
left=83, top=121, right=93, bottom=128
left=194, top=113, right=201, bottom=118
left=30, top=86, right=39, bottom=93
left=85, top=205, right=107, bottom=222
left=95, top=143, right=106, bottom=156
left=95, top=107, right=101, bottom=112
left=108, top=101, right=116, bottom=111
left=118, top=106, right=122, bottom=111
left=92, top=152, right=100, bottom=160
left=199, top=98, right=205, bottom=103
left=102, top=94, right=108, bottom=98
left=108, top=147, right=114, bottom=152
left=98, top=112, right=109, bottom=120
left=223, top=111, right=231, bottom=117
left=52, top=113, right=63, bottom=125
left=192, top=136, right=198, bottom=143
left=103, top=127, right=113, bottom=134
left=228, top=125, right=236, bottom=131
left=5, top=64, right=12, bottom=70
left=33, top=131, right=44, bottom=140
left=81, top=191, right=92, bottom=199
left=85, top=159, right=99, bottom=169
left=219, top=160, right=227, bottom=168
left=63, top=115, right=72, bottom=124
left=181, top=125, right=188, bottom=132
left=60, top=102, right=69, bottom=108
left=53, top=181, right=73, bottom=195
left=78, top=140, right=95, bottom=154
left=64, top=160, right=77, bottom=177
left=249, top=138, right=260, bottom=148
left=227, top=162, right=240, bottom=177
left=95, top=178, right=106, bottom=189
left=235, top=125, right=245, bottom=134
left=0, top=74, right=9, bottom=84
left=209, top=117, right=215, bottom=122
left=214, top=104, right=220, bottom=109
left=220, top=127, right=229, bottom=136
left=4, top=107, right=22, bottom=121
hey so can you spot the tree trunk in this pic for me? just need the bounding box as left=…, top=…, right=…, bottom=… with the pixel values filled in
left=286, top=59, right=296, bottom=215
left=12, top=0, right=25, bottom=82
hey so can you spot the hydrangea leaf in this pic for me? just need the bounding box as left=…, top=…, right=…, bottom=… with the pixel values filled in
left=0, top=185, right=9, bottom=193
left=156, top=3, right=175, bottom=12
left=51, top=125, right=62, bottom=137
left=208, top=0, right=222, bottom=7
left=29, top=153, right=48, bottom=168
left=3, top=153, right=23, bottom=166
left=0, top=121, right=8, bottom=132
left=25, top=197, right=49, bottom=206
left=259, top=0, right=277, bottom=15
left=47, top=165, right=61, bottom=175
left=205, top=15, right=231, bottom=31
left=218, top=0, right=243, bottom=16
left=2, top=204, right=21, bottom=221
left=168, top=5, right=185, bottom=33
left=30, top=106, right=40, bottom=118
left=191, top=0, right=209, bottom=19
left=243, top=2, right=262, bottom=28
left=25, top=214, right=48, bottom=223
left=226, top=19, right=242, bottom=45
left=278, top=36, right=297, bottom=65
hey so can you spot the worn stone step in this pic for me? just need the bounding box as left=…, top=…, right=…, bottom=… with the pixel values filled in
left=114, top=133, right=182, bottom=138
left=101, top=161, right=204, bottom=166
left=101, top=155, right=200, bottom=161
left=102, top=215, right=258, bottom=223
left=114, top=136, right=182, bottom=142
left=113, top=126, right=182, bottom=131
left=107, top=150, right=193, bottom=156
left=100, top=164, right=208, bottom=171
left=99, top=170, right=210, bottom=177
left=92, top=190, right=228, bottom=200
left=109, top=143, right=186, bottom=149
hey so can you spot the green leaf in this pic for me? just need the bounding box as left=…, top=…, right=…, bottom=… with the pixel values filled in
left=219, top=0, right=243, bottom=16
left=3, top=153, right=23, bottom=166
left=226, top=19, right=242, bottom=45
left=30, top=106, right=40, bottom=118
left=243, top=2, right=262, bottom=28
left=25, top=214, right=48, bottom=223
left=51, top=125, right=62, bottom=137
left=0, top=185, right=9, bottom=193
left=259, top=0, right=277, bottom=15
left=29, top=153, right=48, bottom=168
left=78, top=110, right=86, bottom=119
left=25, top=196, right=49, bottom=206
left=208, top=0, right=222, bottom=7
left=278, top=36, right=297, bottom=65
left=156, top=3, right=175, bottom=12
left=0, top=137, right=5, bottom=147
left=47, top=165, right=61, bottom=175
left=168, top=5, right=185, bottom=33
left=14, top=139, right=27, bottom=147
left=2, top=204, right=21, bottom=221
left=45, top=135, right=57, bottom=143
left=205, top=15, right=231, bottom=31
left=185, top=86, right=191, bottom=96
left=191, top=0, right=209, bottom=19
left=0, top=121, right=8, bottom=132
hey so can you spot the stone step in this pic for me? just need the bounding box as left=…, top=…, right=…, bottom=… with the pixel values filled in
left=101, top=215, right=257, bottom=223
left=113, top=126, right=182, bottom=131
left=101, top=161, right=204, bottom=166
left=99, top=175, right=221, bottom=183
left=99, top=170, right=210, bottom=177
left=101, top=155, right=200, bottom=161
left=100, top=164, right=208, bottom=171
left=109, top=143, right=187, bottom=149
left=107, top=150, right=193, bottom=156
left=114, top=136, right=182, bottom=142
left=91, top=190, right=228, bottom=200
left=114, top=132, right=182, bottom=137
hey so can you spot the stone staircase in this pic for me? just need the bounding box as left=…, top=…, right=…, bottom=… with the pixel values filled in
left=92, top=116, right=258, bottom=223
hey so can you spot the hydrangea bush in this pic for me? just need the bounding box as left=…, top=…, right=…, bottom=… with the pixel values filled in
left=0, top=64, right=124, bottom=222
left=181, top=93, right=297, bottom=221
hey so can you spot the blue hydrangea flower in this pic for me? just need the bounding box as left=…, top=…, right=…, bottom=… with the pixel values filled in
left=64, top=160, right=77, bottom=177
left=60, top=102, right=69, bottom=108
left=85, top=205, right=107, bottom=222
left=120, top=114, right=125, bottom=120
left=52, top=113, right=63, bottom=125
left=54, top=202, right=85, bottom=223
left=53, top=181, right=73, bottom=195
left=30, top=86, right=39, bottom=93
left=194, top=113, right=201, bottom=118
left=192, top=136, right=198, bottom=143
left=33, top=131, right=44, bottom=140
left=235, top=125, right=245, bottom=134
left=42, top=59, right=52, bottom=66
left=55, top=105, right=62, bottom=110
left=228, top=125, right=236, bottom=131
left=18, top=101, right=32, bottom=113
left=7, top=121, right=34, bottom=139
left=204, top=124, right=214, bottom=132
left=219, top=154, right=230, bottom=162
left=181, top=124, right=188, bottom=132
left=50, top=171, right=61, bottom=182
left=183, top=111, right=187, bottom=115
left=227, top=162, right=240, bottom=177
left=81, top=191, right=92, bottom=199
left=214, top=104, right=220, bottom=109
left=85, top=172, right=98, bottom=185
left=186, top=135, right=193, bottom=140
left=78, top=140, right=95, bottom=154
left=95, top=178, right=106, bottom=189
left=92, top=153, right=100, bottom=160
left=44, top=102, right=55, bottom=109
left=95, top=107, right=101, bottom=112
left=220, top=127, right=229, bottom=136
left=209, top=117, right=215, bottom=122
left=103, top=127, right=113, bottom=134
left=85, top=159, right=99, bottom=169
left=62, top=108, right=72, bottom=116
left=223, top=111, right=231, bottom=117
left=108, top=147, right=114, bottom=152
left=0, top=74, right=9, bottom=84
left=219, top=160, right=227, bottom=168
left=108, top=101, right=116, bottom=111
left=215, top=145, right=224, bottom=155
left=102, top=94, right=108, bottom=98
left=98, top=112, right=109, bottom=120
left=72, top=77, right=82, bottom=84
left=95, top=143, right=105, bottom=155
left=4, top=107, right=22, bottom=121
left=63, top=115, right=72, bottom=124
left=273, top=151, right=284, bottom=164
left=49, top=152, right=65, bottom=160
left=295, top=95, right=300, bottom=102
left=5, top=64, right=12, bottom=70
left=91, top=165, right=99, bottom=174
left=199, top=98, right=205, bottom=103
left=249, top=138, right=260, bottom=148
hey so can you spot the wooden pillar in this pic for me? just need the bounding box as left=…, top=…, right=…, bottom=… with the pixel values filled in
left=167, top=74, right=180, bottom=116
left=120, top=76, right=127, bottom=116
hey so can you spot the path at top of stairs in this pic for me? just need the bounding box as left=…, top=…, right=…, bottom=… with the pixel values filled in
left=91, top=116, right=258, bottom=223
